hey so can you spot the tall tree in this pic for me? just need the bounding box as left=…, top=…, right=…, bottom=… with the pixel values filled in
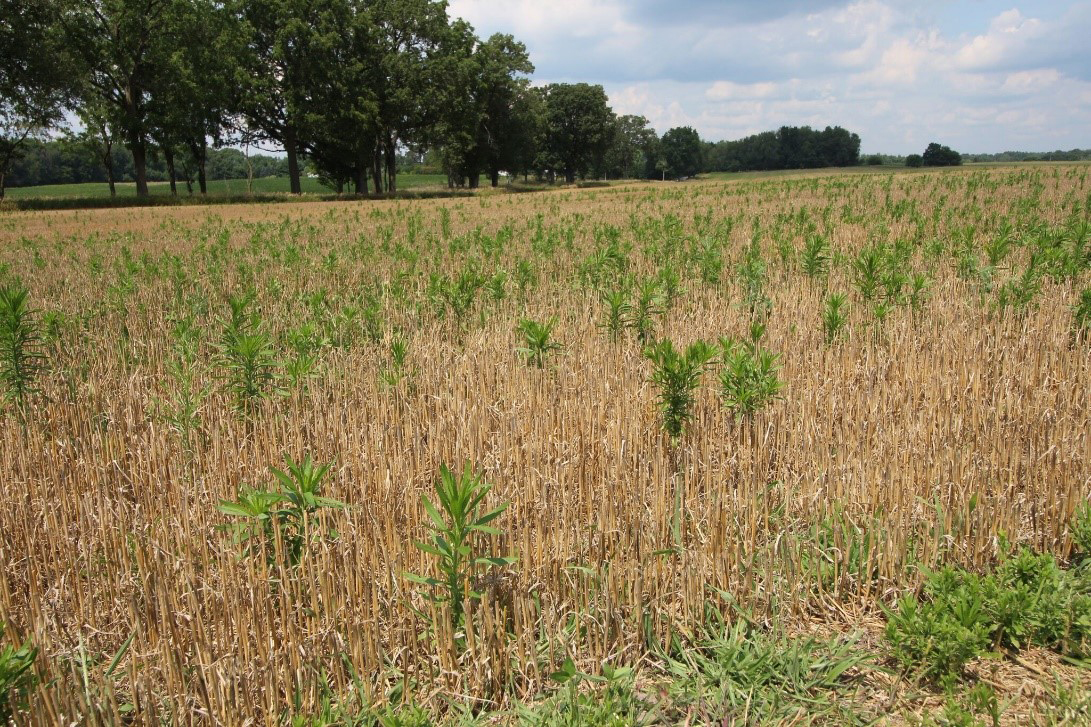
left=0, top=0, right=71, bottom=199
left=366, top=0, right=453, bottom=194
left=660, top=126, right=703, bottom=179
left=59, top=0, right=189, bottom=197
left=433, top=31, right=534, bottom=188
left=295, top=0, right=379, bottom=195
left=605, top=114, right=657, bottom=179
left=149, top=0, right=241, bottom=194
left=539, top=83, right=615, bottom=184
left=233, top=0, right=322, bottom=194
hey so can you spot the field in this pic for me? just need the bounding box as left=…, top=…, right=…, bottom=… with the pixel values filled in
left=2, top=173, right=450, bottom=200
left=1, top=165, right=1090, bottom=724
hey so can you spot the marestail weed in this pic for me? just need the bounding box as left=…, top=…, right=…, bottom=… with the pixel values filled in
left=218, top=454, right=345, bottom=568
left=0, top=284, right=45, bottom=416
left=644, top=338, right=717, bottom=440
left=405, top=462, right=515, bottom=629
left=517, top=316, right=562, bottom=368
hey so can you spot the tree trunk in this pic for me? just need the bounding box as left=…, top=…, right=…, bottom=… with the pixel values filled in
left=469, top=174, right=479, bottom=189
left=285, top=126, right=302, bottom=194
left=371, top=144, right=382, bottom=197
left=104, top=147, right=116, bottom=197
left=565, top=168, right=575, bottom=184
left=197, top=157, right=207, bottom=194
left=384, top=135, right=397, bottom=194
left=165, top=148, right=177, bottom=196
left=354, top=163, right=368, bottom=196
left=491, top=169, right=500, bottom=187
left=131, top=139, right=149, bottom=197
left=0, top=172, right=5, bottom=200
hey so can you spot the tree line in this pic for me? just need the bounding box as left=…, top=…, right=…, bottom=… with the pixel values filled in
left=4, top=140, right=289, bottom=190
left=2, top=0, right=872, bottom=199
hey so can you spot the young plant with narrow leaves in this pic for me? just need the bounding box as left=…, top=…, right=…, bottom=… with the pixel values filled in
left=405, top=462, right=515, bottom=628
left=0, top=285, right=45, bottom=415
left=644, top=338, right=717, bottom=440
left=218, top=454, right=345, bottom=568
left=517, top=316, right=562, bottom=368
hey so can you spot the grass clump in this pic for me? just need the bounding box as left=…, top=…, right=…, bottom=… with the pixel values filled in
left=665, top=618, right=872, bottom=725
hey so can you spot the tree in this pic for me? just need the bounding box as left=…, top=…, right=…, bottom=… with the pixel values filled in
left=539, top=83, right=615, bottom=184
left=604, top=114, right=657, bottom=179
left=660, top=126, right=703, bottom=179
left=59, top=0, right=194, bottom=197
left=922, top=142, right=961, bottom=167
left=148, top=0, right=241, bottom=194
left=365, top=0, right=456, bottom=194
left=0, top=0, right=71, bottom=199
left=905, top=154, right=923, bottom=168
left=431, top=29, right=535, bottom=188
left=291, top=0, right=379, bottom=195
left=73, top=100, right=121, bottom=196
left=234, top=0, right=318, bottom=194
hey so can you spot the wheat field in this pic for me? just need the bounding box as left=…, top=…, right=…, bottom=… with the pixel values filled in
left=1, top=165, right=1090, bottom=724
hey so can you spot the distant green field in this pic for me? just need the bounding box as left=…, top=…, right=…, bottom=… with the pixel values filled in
left=4, top=173, right=448, bottom=199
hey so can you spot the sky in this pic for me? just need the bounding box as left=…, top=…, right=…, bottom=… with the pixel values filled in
left=446, top=0, right=1091, bottom=154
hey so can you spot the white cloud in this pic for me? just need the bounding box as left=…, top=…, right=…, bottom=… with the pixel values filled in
left=450, top=0, right=1091, bottom=153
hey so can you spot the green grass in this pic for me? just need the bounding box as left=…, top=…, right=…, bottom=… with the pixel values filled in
left=3, top=173, right=449, bottom=199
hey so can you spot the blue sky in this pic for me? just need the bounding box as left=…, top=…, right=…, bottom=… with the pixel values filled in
left=448, top=0, right=1091, bottom=154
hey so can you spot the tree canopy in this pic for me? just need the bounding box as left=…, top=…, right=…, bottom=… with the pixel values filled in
left=2, top=1, right=877, bottom=197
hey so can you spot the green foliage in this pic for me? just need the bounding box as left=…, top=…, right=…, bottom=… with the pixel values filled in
left=217, top=294, right=282, bottom=414
left=736, top=240, right=771, bottom=318
left=218, top=454, right=345, bottom=568
left=822, top=292, right=849, bottom=343
left=643, top=339, right=716, bottom=440
left=155, top=356, right=209, bottom=457
left=1072, top=287, right=1091, bottom=343
left=883, top=567, right=992, bottom=685
left=379, top=336, right=415, bottom=389
left=628, top=279, right=662, bottom=343
left=0, top=622, right=37, bottom=724
left=924, top=684, right=1001, bottom=727
left=0, top=284, right=45, bottom=414
left=519, top=659, right=651, bottom=726
left=405, top=463, right=515, bottom=629
left=718, top=331, right=784, bottom=418
left=517, top=316, right=562, bottom=368
left=1071, top=501, right=1091, bottom=556
left=993, top=257, right=1042, bottom=318
left=851, top=247, right=883, bottom=301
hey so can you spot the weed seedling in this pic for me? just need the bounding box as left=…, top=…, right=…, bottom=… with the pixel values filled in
left=517, top=316, right=562, bottom=368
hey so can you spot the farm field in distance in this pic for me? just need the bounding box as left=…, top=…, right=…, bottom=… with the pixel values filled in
left=1, top=164, right=1090, bottom=724
left=1, top=173, right=450, bottom=200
